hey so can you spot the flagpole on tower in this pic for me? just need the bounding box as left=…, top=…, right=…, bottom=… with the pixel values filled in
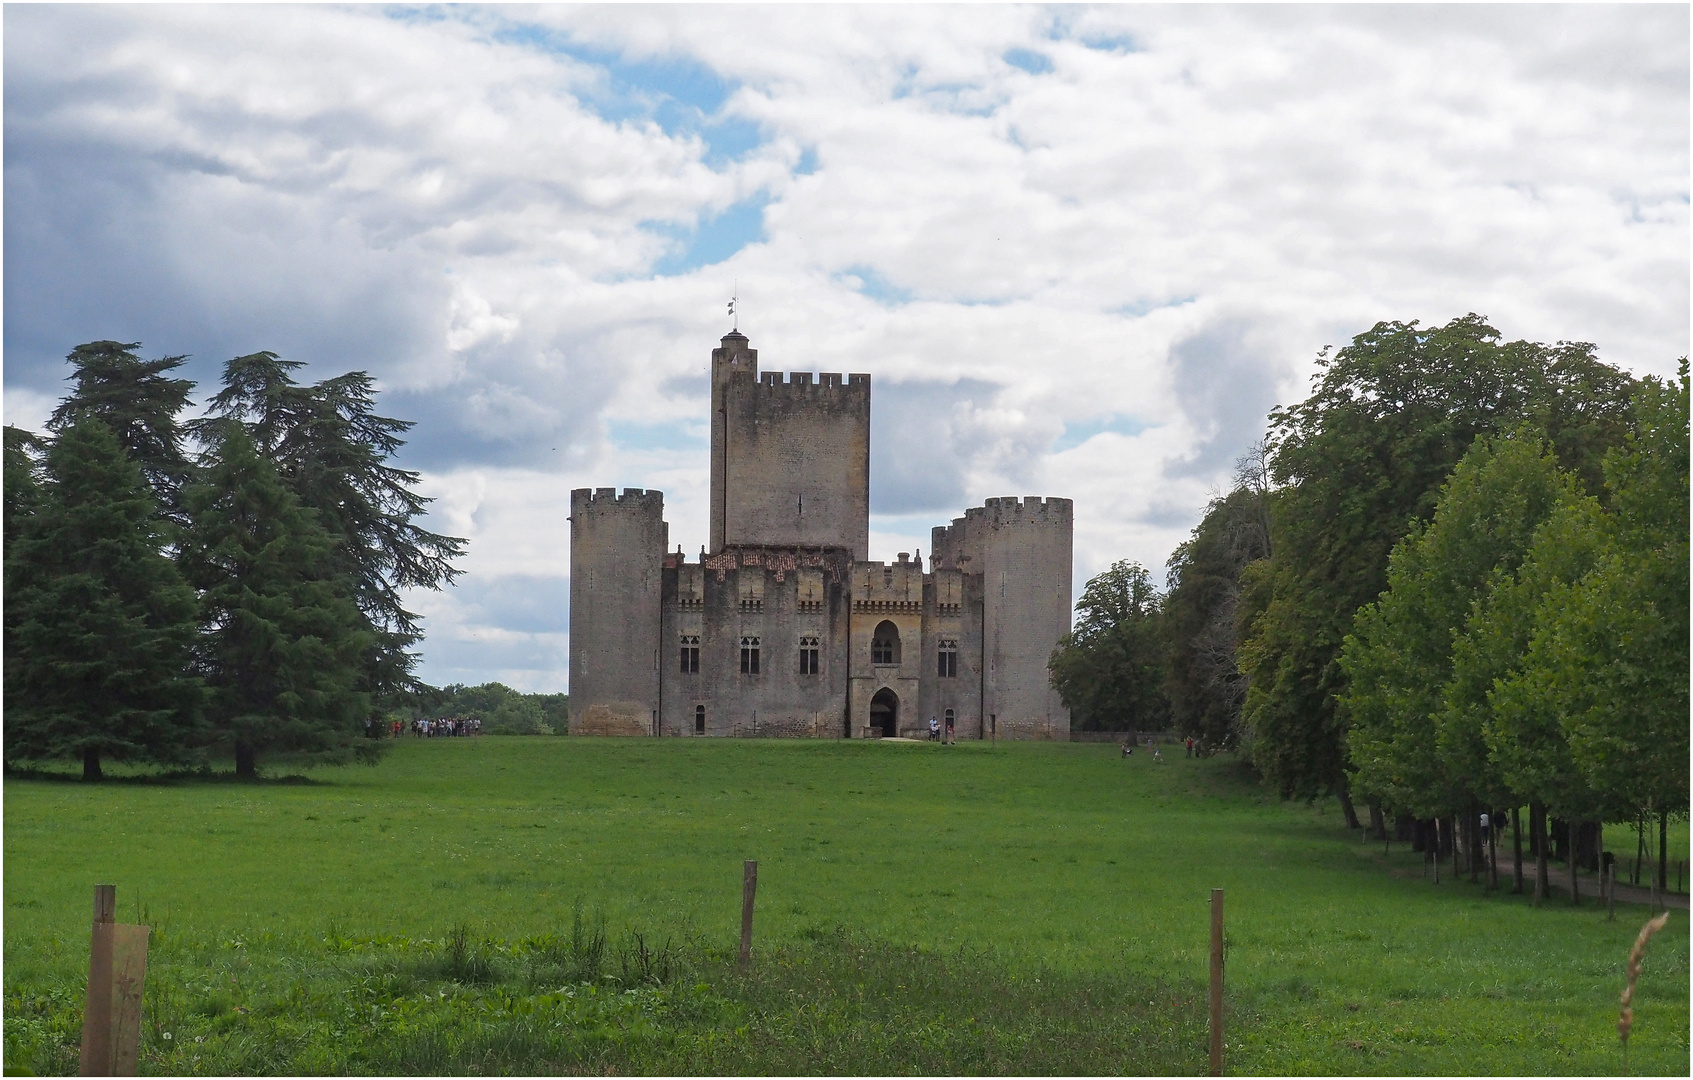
left=728, top=281, right=738, bottom=332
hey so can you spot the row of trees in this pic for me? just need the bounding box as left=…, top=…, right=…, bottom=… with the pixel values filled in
left=5, top=342, right=465, bottom=780
left=1050, top=315, right=1687, bottom=886
left=417, top=683, right=570, bottom=735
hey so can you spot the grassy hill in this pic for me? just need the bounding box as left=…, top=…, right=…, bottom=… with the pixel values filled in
left=5, top=738, right=1686, bottom=1074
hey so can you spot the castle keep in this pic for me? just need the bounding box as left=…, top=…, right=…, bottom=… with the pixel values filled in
left=569, top=329, right=1073, bottom=740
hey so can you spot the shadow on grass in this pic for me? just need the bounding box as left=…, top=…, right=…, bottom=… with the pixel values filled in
left=1, top=764, right=328, bottom=786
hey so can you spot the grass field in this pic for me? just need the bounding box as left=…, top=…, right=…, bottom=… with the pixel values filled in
left=5, top=738, right=1688, bottom=1075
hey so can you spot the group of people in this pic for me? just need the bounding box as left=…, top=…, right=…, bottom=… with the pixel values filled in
left=926, top=716, right=956, bottom=744
left=400, top=716, right=481, bottom=738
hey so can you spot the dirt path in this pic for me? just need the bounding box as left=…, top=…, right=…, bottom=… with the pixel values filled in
left=1486, top=845, right=1688, bottom=910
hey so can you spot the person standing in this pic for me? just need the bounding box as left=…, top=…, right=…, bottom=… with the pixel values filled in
left=1185, top=737, right=1194, bottom=758
left=944, top=714, right=955, bottom=745
left=929, top=716, right=939, bottom=742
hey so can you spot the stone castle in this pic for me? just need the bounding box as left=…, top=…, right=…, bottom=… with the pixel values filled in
left=569, top=328, right=1073, bottom=740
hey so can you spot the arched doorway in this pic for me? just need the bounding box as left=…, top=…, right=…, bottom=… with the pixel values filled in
left=870, top=687, right=899, bottom=738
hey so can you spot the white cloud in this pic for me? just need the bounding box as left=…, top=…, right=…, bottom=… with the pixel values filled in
left=5, top=4, right=1685, bottom=692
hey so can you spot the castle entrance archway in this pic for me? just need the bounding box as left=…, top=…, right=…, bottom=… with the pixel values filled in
left=870, top=687, right=899, bottom=738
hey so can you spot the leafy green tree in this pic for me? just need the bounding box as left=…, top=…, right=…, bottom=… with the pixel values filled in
left=1049, top=560, right=1169, bottom=732
left=3, top=420, right=202, bottom=779
left=47, top=341, right=197, bottom=518
left=1343, top=432, right=1576, bottom=824
left=1522, top=367, right=1690, bottom=888
left=196, top=353, right=465, bottom=702
left=1164, top=469, right=1271, bottom=751
left=1240, top=315, right=1636, bottom=815
left=180, top=423, right=373, bottom=779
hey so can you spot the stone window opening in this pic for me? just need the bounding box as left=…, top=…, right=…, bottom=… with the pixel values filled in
left=740, top=636, right=761, bottom=675
left=799, top=636, right=820, bottom=675
left=695, top=705, right=706, bottom=734
left=938, top=638, right=958, bottom=678
left=680, top=635, right=700, bottom=674
left=871, top=620, right=900, bottom=666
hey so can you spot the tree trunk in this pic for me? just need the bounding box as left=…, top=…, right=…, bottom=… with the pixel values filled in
left=1368, top=802, right=1385, bottom=841
left=1635, top=815, right=1646, bottom=886
left=81, top=748, right=103, bottom=782
left=1337, top=784, right=1361, bottom=830
left=235, top=742, right=257, bottom=781
left=1511, top=806, right=1524, bottom=894
left=1433, top=818, right=1442, bottom=885
left=1451, top=815, right=1460, bottom=879
left=1568, top=818, right=1581, bottom=906
left=1531, top=802, right=1548, bottom=905
left=1659, top=811, right=1669, bottom=894
left=1486, top=808, right=1499, bottom=891
left=1468, top=802, right=1480, bottom=884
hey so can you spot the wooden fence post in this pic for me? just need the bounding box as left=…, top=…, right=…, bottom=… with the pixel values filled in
left=1209, top=888, right=1224, bottom=1077
left=739, top=860, right=758, bottom=970
left=80, top=885, right=117, bottom=1076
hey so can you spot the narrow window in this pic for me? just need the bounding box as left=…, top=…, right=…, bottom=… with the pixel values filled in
left=740, top=636, right=761, bottom=675
left=680, top=635, right=699, bottom=674
left=694, top=705, right=706, bottom=734
left=799, top=636, right=820, bottom=675
left=871, top=621, right=900, bottom=665
left=938, top=638, right=958, bottom=678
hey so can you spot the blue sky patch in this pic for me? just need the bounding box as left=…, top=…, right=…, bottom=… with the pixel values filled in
left=837, top=265, right=912, bottom=305
left=607, top=419, right=708, bottom=452
left=1004, top=48, right=1053, bottom=75
left=650, top=193, right=770, bottom=275
left=1110, top=295, right=1197, bottom=318
left=484, top=15, right=767, bottom=166
left=1053, top=414, right=1151, bottom=452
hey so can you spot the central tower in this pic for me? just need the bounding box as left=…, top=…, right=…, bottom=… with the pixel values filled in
left=709, top=330, right=871, bottom=558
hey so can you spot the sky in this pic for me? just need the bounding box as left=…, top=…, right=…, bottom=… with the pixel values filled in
left=5, top=4, right=1687, bottom=693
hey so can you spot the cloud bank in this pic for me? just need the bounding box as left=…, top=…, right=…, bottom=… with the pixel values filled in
left=6, top=4, right=1686, bottom=691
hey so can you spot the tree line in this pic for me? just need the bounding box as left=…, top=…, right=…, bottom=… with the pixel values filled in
left=5, top=341, right=466, bottom=780
left=1050, top=315, right=1688, bottom=889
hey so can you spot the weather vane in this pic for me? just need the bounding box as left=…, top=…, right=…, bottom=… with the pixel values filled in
left=727, top=282, right=738, bottom=332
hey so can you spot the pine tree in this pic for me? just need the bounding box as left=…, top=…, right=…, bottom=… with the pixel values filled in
left=47, top=341, right=197, bottom=519
left=3, top=420, right=203, bottom=779
left=196, top=353, right=464, bottom=702
left=4, top=425, right=44, bottom=549
left=180, top=423, right=374, bottom=779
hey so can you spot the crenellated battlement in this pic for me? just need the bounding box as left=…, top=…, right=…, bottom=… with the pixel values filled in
left=980, top=496, right=1073, bottom=523
left=572, top=487, right=666, bottom=513
left=751, top=370, right=871, bottom=393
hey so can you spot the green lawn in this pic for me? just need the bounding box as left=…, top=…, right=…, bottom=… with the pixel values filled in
left=5, top=738, right=1687, bottom=1075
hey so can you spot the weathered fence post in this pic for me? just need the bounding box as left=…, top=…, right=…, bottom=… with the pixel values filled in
left=1606, top=863, right=1616, bottom=921
left=1209, top=888, right=1224, bottom=1077
left=739, top=860, right=758, bottom=970
left=78, top=885, right=150, bottom=1077
left=80, top=885, right=117, bottom=1076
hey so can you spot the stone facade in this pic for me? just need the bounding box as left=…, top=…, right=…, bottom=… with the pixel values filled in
left=569, top=329, right=1073, bottom=740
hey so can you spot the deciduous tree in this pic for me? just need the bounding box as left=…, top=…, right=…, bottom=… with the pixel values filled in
left=1049, top=560, right=1169, bottom=732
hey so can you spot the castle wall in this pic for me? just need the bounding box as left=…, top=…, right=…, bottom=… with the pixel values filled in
left=975, top=497, right=1074, bottom=740
left=918, top=566, right=984, bottom=739
left=568, top=488, right=666, bottom=735
left=662, top=547, right=853, bottom=737
left=710, top=331, right=870, bottom=559
left=848, top=554, right=924, bottom=737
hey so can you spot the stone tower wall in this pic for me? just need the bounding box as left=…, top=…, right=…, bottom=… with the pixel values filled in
left=974, top=497, right=1074, bottom=740
left=710, top=331, right=870, bottom=559
left=569, top=487, right=666, bottom=735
